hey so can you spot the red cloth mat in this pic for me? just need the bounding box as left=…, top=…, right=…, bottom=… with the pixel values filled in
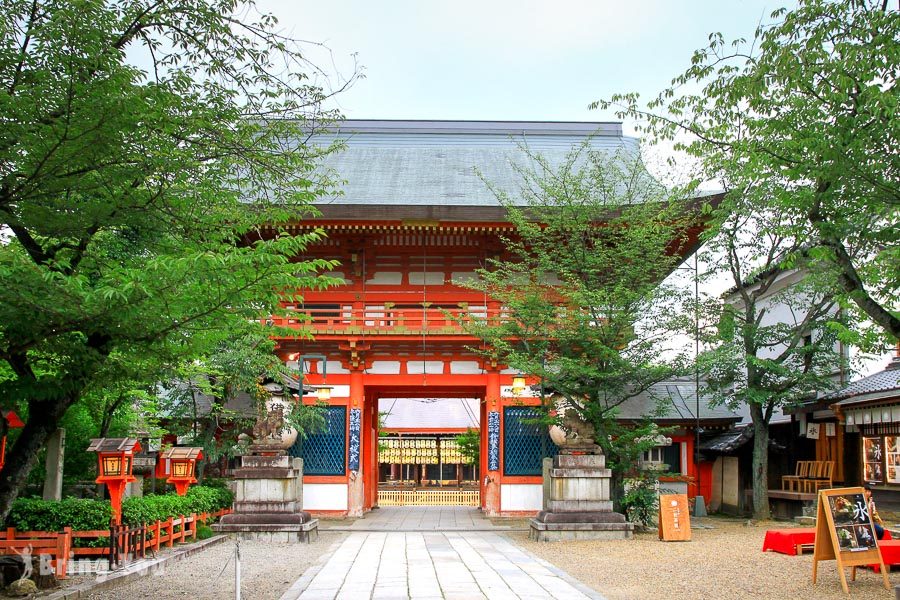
left=763, top=527, right=892, bottom=557
left=868, top=536, right=898, bottom=572
left=762, top=528, right=816, bottom=555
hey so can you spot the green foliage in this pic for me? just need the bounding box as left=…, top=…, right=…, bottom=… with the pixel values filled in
left=6, top=497, right=112, bottom=532
left=196, top=524, right=215, bottom=540
left=0, top=0, right=356, bottom=518
left=597, top=0, right=899, bottom=342
left=592, top=0, right=894, bottom=518
left=464, top=143, right=693, bottom=479
left=455, top=428, right=480, bottom=466
left=4, top=485, right=232, bottom=532
left=122, top=486, right=233, bottom=526
left=621, top=477, right=659, bottom=530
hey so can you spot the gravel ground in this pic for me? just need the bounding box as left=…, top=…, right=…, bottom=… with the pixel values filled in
left=85, top=532, right=346, bottom=600
left=511, top=518, right=900, bottom=600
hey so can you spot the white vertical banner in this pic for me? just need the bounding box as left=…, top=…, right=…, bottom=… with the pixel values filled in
left=825, top=422, right=836, bottom=437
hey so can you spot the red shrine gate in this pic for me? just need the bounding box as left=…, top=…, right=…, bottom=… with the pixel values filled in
left=272, top=226, right=548, bottom=517
left=261, top=120, right=711, bottom=517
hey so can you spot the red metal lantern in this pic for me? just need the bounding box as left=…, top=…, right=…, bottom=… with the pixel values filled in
left=87, top=438, right=141, bottom=524
left=159, top=447, right=203, bottom=496
left=0, top=410, right=24, bottom=472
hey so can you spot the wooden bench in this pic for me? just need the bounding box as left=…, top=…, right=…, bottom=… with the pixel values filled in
left=800, top=461, right=835, bottom=493
left=781, top=460, right=834, bottom=493
left=782, top=461, right=812, bottom=492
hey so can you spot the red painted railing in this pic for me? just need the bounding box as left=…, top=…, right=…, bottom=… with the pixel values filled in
left=0, top=508, right=232, bottom=578
left=271, top=304, right=508, bottom=334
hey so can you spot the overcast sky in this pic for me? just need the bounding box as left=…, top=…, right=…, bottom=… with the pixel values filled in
left=260, top=0, right=797, bottom=128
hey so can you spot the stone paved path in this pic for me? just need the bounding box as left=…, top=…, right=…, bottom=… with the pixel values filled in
left=321, top=506, right=525, bottom=532
left=282, top=508, right=602, bottom=600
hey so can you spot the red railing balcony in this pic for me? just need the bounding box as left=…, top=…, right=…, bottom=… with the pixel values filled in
left=269, top=303, right=507, bottom=335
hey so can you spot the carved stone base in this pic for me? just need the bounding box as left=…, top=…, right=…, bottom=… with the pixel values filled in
left=213, top=456, right=318, bottom=543
left=530, top=453, right=633, bottom=542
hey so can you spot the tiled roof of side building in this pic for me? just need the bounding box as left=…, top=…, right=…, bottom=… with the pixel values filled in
left=613, top=378, right=741, bottom=423
left=311, top=119, right=640, bottom=208
left=826, top=355, right=900, bottom=406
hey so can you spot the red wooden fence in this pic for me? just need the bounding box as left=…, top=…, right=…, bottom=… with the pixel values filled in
left=0, top=508, right=231, bottom=578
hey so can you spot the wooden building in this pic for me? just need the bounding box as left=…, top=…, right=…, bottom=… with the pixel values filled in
left=267, top=120, right=708, bottom=516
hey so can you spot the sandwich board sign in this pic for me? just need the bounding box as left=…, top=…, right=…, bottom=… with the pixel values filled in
left=811, top=487, right=889, bottom=593
left=658, top=494, right=691, bottom=541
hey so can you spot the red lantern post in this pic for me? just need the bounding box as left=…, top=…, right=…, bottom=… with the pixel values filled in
left=0, top=410, right=24, bottom=472
left=159, top=447, right=203, bottom=495
left=86, top=438, right=141, bottom=524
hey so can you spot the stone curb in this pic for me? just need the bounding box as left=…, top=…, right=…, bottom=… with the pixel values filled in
left=43, top=535, right=228, bottom=600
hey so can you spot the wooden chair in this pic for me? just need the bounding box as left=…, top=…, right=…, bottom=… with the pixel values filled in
left=782, top=461, right=811, bottom=492
left=805, top=461, right=835, bottom=493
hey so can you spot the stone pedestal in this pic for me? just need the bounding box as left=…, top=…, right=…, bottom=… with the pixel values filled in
left=530, top=453, right=633, bottom=541
left=214, top=455, right=318, bottom=542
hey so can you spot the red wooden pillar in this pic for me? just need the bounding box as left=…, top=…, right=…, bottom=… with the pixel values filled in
left=366, top=394, right=379, bottom=508
left=483, top=370, right=501, bottom=516
left=348, top=368, right=365, bottom=517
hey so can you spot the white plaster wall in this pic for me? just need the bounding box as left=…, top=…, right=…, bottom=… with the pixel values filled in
left=407, top=360, right=444, bottom=374
left=659, top=480, right=689, bottom=496
left=326, top=360, right=350, bottom=374
left=409, top=271, right=444, bottom=285
left=302, top=384, right=349, bottom=399
left=369, top=361, right=401, bottom=374
left=303, top=483, right=348, bottom=511
left=450, top=361, right=483, bottom=375
left=722, top=456, right=740, bottom=509
left=501, top=484, right=542, bottom=511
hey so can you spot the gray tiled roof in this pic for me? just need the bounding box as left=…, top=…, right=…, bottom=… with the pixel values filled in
left=615, top=378, right=741, bottom=423
left=827, top=356, right=900, bottom=406
left=699, top=426, right=752, bottom=453
left=313, top=120, right=639, bottom=207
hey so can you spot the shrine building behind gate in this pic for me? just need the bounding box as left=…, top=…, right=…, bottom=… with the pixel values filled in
left=269, top=120, right=714, bottom=517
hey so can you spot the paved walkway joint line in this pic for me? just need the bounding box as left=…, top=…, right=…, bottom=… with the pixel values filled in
left=282, top=508, right=603, bottom=600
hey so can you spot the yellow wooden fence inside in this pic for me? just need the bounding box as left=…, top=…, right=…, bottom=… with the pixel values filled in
left=377, top=489, right=481, bottom=506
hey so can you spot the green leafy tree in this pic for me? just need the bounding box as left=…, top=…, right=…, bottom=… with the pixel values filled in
left=596, top=0, right=899, bottom=343
left=695, top=208, right=846, bottom=519
left=465, top=144, right=696, bottom=501
left=154, top=323, right=325, bottom=481
left=455, top=428, right=480, bottom=468
left=0, top=0, right=353, bottom=521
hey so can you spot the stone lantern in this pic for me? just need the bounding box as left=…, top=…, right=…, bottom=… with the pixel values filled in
left=87, top=438, right=141, bottom=524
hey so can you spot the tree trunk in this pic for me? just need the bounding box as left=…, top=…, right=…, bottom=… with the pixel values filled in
left=751, top=413, right=771, bottom=520
left=0, top=397, right=74, bottom=523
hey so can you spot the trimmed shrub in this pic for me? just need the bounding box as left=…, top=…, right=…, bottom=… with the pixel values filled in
left=121, top=485, right=233, bottom=526
left=5, top=485, right=233, bottom=531
left=6, top=497, right=112, bottom=532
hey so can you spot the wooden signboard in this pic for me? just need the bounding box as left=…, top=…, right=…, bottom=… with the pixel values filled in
left=811, top=487, right=890, bottom=593
left=658, top=494, right=691, bottom=541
